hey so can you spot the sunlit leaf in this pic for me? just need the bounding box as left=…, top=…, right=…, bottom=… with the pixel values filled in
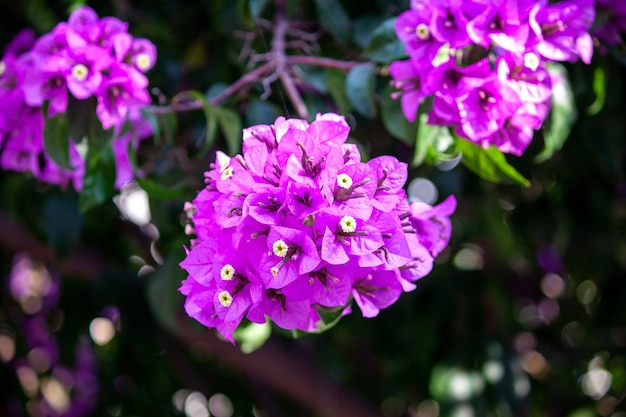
left=536, top=64, right=576, bottom=163
left=455, top=137, right=530, bottom=187
left=232, top=321, right=272, bottom=353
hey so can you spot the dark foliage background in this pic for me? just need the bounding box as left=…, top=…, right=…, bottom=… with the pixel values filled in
left=1, top=1, right=625, bottom=417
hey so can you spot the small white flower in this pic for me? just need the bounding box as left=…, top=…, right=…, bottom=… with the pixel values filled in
left=336, top=173, right=353, bottom=189
left=270, top=266, right=279, bottom=277
left=218, top=290, right=233, bottom=307
left=272, top=239, right=289, bottom=257
left=220, top=264, right=235, bottom=280
left=415, top=23, right=430, bottom=40
left=71, top=64, right=89, bottom=81
left=339, top=215, right=357, bottom=233
left=221, top=166, right=234, bottom=180
left=523, top=52, right=540, bottom=71
left=135, top=53, right=152, bottom=71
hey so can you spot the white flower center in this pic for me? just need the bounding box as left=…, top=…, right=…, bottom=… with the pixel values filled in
left=220, top=166, right=234, bottom=180
left=416, top=23, right=430, bottom=40
left=218, top=290, right=233, bottom=307
left=270, top=266, right=279, bottom=277
left=272, top=239, right=289, bottom=257
left=339, top=215, right=357, bottom=233
left=71, top=64, right=89, bottom=81
left=220, top=264, right=235, bottom=280
left=135, top=53, right=152, bottom=71
left=523, top=52, right=540, bottom=71
left=336, top=173, right=353, bottom=189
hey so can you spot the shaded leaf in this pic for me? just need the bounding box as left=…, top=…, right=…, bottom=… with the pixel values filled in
left=455, top=137, right=530, bottom=187
left=346, top=63, right=377, bottom=118
left=42, top=192, right=82, bottom=259
left=244, top=99, right=282, bottom=126
left=363, top=17, right=405, bottom=63
left=42, top=103, right=72, bottom=170
left=314, top=0, right=351, bottom=44
left=381, top=84, right=415, bottom=147
left=147, top=250, right=187, bottom=334
left=79, top=145, right=116, bottom=213
left=325, top=69, right=352, bottom=115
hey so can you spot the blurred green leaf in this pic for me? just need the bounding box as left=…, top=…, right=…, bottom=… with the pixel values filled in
left=232, top=321, right=272, bottom=353
left=536, top=64, right=576, bottom=163
left=413, top=111, right=454, bottom=167
left=238, top=0, right=271, bottom=27
left=363, top=17, right=405, bottom=63
left=42, top=104, right=72, bottom=170
left=136, top=177, right=191, bottom=200
left=42, top=192, right=82, bottom=258
left=346, top=63, right=377, bottom=118
left=587, top=65, right=606, bottom=115
left=244, top=99, right=282, bottom=127
left=455, top=137, right=530, bottom=187
left=147, top=251, right=187, bottom=334
left=314, top=0, right=351, bottom=44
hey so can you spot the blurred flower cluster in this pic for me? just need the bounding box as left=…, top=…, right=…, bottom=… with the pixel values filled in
left=593, top=0, right=626, bottom=47
left=180, top=113, right=456, bottom=343
left=0, top=6, right=155, bottom=190
left=390, top=0, right=594, bottom=156
left=3, top=254, right=98, bottom=417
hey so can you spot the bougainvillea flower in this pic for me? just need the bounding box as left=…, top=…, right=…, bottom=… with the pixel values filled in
left=180, top=113, right=455, bottom=342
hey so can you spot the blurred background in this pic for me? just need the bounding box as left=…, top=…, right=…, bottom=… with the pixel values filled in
left=0, top=1, right=625, bottom=416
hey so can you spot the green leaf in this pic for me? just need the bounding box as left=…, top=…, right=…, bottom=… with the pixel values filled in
left=79, top=145, right=116, bottom=213
left=67, top=95, right=96, bottom=142
left=455, top=137, right=530, bottom=187
left=314, top=0, right=351, bottom=44
left=42, top=104, right=72, bottom=170
left=157, top=112, right=178, bottom=145
left=232, top=322, right=272, bottom=353
left=136, top=177, right=191, bottom=200
left=177, top=90, right=241, bottom=156
left=325, top=69, right=352, bottom=115
left=237, top=0, right=271, bottom=27
left=363, top=17, right=405, bottom=63
left=535, top=64, right=576, bottom=163
left=346, top=63, right=377, bottom=118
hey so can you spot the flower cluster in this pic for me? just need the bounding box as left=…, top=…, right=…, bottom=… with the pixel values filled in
left=390, top=0, right=595, bottom=156
left=180, top=113, right=456, bottom=343
left=0, top=6, right=155, bottom=190
left=4, top=254, right=99, bottom=417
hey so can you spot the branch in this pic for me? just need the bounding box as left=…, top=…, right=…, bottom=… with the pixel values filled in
left=286, top=55, right=362, bottom=71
